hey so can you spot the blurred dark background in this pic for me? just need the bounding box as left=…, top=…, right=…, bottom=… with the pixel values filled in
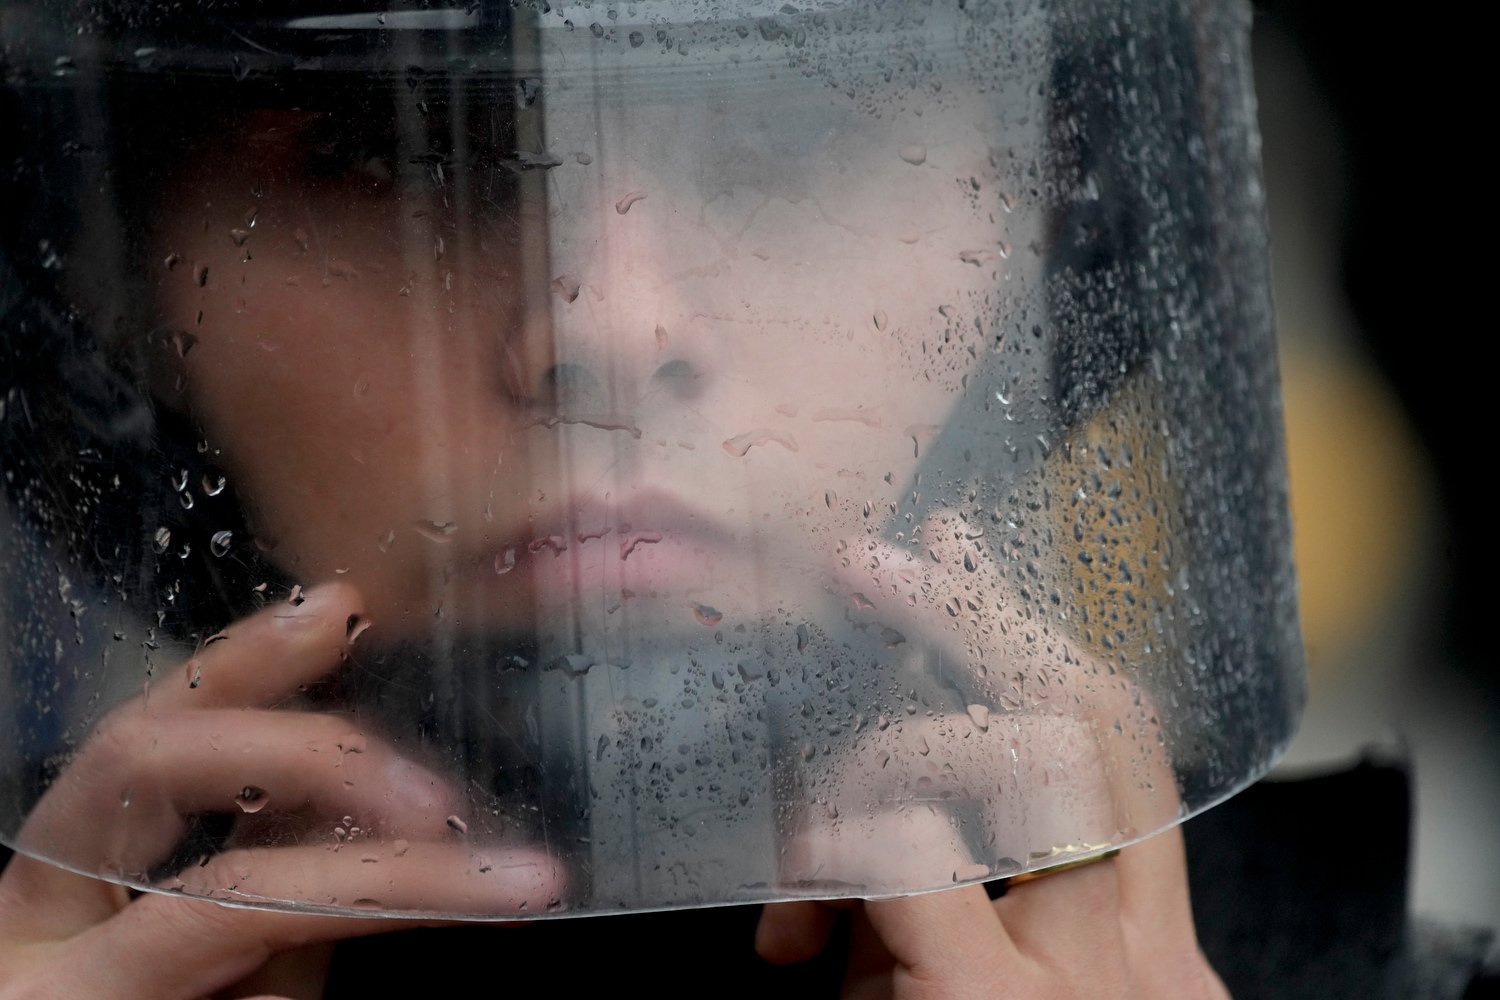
left=1249, top=1, right=1498, bottom=935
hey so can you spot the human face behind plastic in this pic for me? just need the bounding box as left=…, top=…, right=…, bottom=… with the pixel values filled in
left=152, top=76, right=1017, bottom=643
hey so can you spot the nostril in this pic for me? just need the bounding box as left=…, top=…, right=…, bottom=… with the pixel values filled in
left=651, top=358, right=705, bottom=401
left=539, top=362, right=602, bottom=411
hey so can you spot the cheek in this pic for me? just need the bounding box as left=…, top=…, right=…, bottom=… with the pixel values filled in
left=161, top=210, right=523, bottom=558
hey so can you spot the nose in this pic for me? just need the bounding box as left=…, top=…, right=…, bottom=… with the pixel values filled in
left=500, top=143, right=717, bottom=424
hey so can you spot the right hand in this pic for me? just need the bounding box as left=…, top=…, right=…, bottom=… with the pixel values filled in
left=0, top=583, right=561, bottom=999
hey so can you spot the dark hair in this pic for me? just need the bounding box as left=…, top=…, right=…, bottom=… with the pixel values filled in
left=2, top=32, right=531, bottom=643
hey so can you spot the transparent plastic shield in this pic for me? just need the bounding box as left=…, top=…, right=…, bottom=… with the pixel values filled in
left=0, top=0, right=1302, bottom=918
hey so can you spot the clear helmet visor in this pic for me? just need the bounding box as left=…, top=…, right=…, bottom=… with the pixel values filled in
left=0, top=0, right=1303, bottom=917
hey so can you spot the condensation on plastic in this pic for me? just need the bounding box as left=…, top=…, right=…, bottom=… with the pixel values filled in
left=0, top=0, right=1303, bottom=918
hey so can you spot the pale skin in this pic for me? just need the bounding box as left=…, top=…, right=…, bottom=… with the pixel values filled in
left=2, top=79, right=1232, bottom=998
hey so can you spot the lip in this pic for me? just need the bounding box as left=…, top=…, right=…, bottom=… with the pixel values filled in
left=479, top=488, right=748, bottom=601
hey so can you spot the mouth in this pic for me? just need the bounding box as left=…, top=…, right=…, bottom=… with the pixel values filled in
left=480, top=488, right=750, bottom=606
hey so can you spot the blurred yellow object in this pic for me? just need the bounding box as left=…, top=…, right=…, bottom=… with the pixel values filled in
left=1279, top=342, right=1429, bottom=680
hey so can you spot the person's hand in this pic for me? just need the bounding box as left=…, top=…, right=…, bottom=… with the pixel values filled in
left=0, top=583, right=560, bottom=999
left=762, top=531, right=1228, bottom=997
left=757, top=826, right=1230, bottom=1000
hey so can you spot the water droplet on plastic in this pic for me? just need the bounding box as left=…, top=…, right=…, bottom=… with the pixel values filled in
left=494, top=547, right=517, bottom=575
left=795, top=622, right=810, bottom=652
left=573, top=152, right=593, bottom=165
left=880, top=627, right=906, bottom=648
left=915, top=735, right=930, bottom=756
left=945, top=597, right=961, bottom=617
left=655, top=323, right=669, bottom=349
left=412, top=520, right=457, bottom=543
left=899, top=144, right=927, bottom=165
left=873, top=309, right=888, bottom=331
left=966, top=704, right=991, bottom=731
left=178, top=491, right=195, bottom=510
left=551, top=274, right=581, bottom=303
left=850, top=593, right=874, bottom=610
left=201, top=473, right=226, bottom=496
left=722, top=428, right=799, bottom=457
left=210, top=531, right=233, bottom=557
left=693, top=604, right=723, bottom=627
left=235, top=786, right=268, bottom=813
left=163, top=252, right=181, bottom=271
left=963, top=550, right=977, bottom=572
left=228, top=227, right=251, bottom=247
left=800, top=742, right=816, bottom=761
left=193, top=262, right=209, bottom=287
left=619, top=530, right=662, bottom=560
left=446, top=814, right=468, bottom=834
left=153, top=527, right=171, bottom=554
left=615, top=191, right=647, bottom=215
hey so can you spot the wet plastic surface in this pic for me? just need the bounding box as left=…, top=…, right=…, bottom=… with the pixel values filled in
left=0, top=0, right=1302, bottom=916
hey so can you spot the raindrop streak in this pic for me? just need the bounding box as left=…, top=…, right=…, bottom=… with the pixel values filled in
left=235, top=786, right=268, bottom=813
left=899, top=144, right=928, bottom=165
left=615, top=191, right=648, bottom=215
left=722, top=429, right=799, bottom=457
left=210, top=531, right=233, bottom=558
left=692, top=604, right=724, bottom=627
